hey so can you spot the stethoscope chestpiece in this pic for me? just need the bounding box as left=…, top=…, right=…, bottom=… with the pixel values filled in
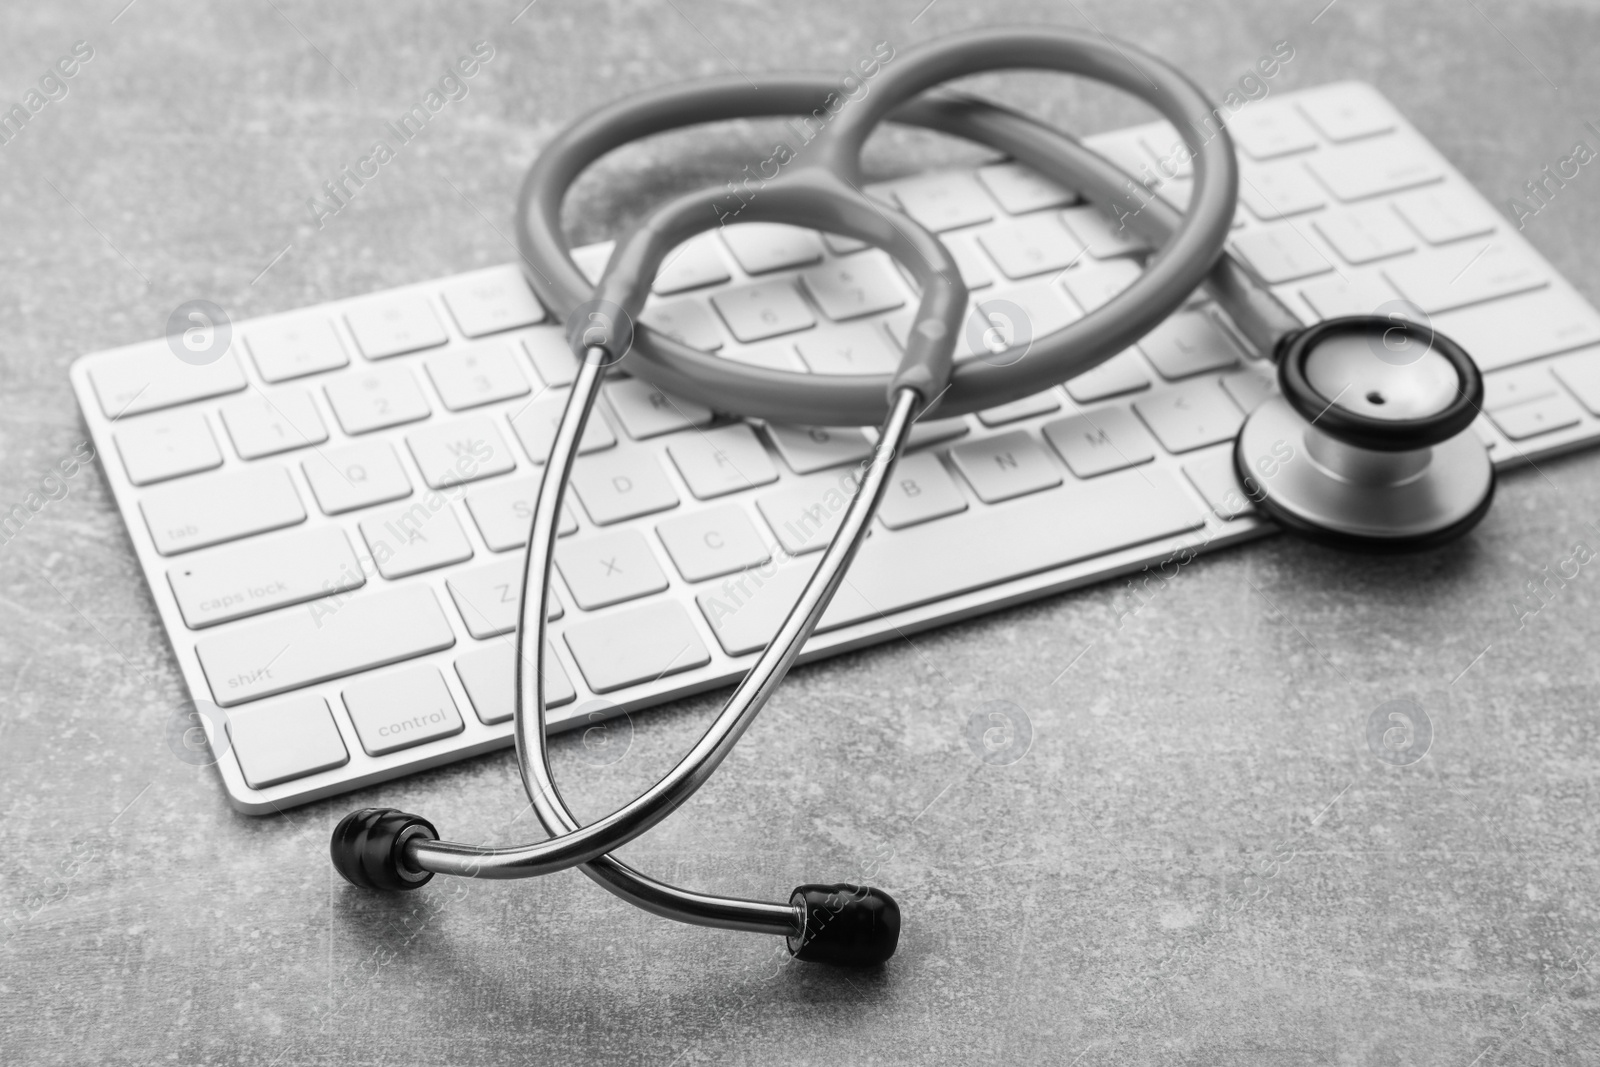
left=1234, top=315, right=1495, bottom=551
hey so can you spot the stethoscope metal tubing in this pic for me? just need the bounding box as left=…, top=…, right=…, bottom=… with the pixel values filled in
left=406, top=355, right=923, bottom=935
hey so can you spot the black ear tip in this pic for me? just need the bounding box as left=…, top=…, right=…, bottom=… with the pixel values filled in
left=330, top=808, right=438, bottom=891
left=788, top=883, right=901, bottom=966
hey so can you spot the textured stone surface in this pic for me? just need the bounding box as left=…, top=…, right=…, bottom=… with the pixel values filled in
left=2, top=1, right=1599, bottom=1063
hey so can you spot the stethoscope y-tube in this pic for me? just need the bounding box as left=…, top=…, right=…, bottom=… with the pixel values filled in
left=331, top=26, right=1495, bottom=966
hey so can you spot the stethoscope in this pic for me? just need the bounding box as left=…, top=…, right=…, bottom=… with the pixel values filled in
left=328, top=29, right=1495, bottom=967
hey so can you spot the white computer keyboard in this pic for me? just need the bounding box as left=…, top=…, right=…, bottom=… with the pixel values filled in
left=70, top=82, right=1600, bottom=813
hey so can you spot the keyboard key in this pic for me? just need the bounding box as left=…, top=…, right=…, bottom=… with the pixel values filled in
left=719, top=223, right=824, bottom=274
left=702, top=468, right=1204, bottom=654
left=196, top=584, right=455, bottom=707
left=1297, top=89, right=1394, bottom=142
left=563, top=601, right=711, bottom=694
left=1231, top=223, right=1335, bottom=283
left=1489, top=393, right=1583, bottom=440
left=556, top=528, right=669, bottom=610
left=969, top=280, right=1082, bottom=358
left=359, top=501, right=474, bottom=579
left=1307, top=139, right=1439, bottom=201
left=1137, top=311, right=1241, bottom=380
left=890, top=172, right=996, bottom=231
left=245, top=317, right=349, bottom=382
left=765, top=424, right=872, bottom=474
left=979, top=215, right=1087, bottom=279
left=218, top=389, right=328, bottom=459
left=978, top=161, right=1078, bottom=213
left=167, top=525, right=363, bottom=629
left=447, top=558, right=561, bottom=639
left=656, top=503, right=772, bottom=582
left=1434, top=287, right=1600, bottom=371
left=225, top=695, right=349, bottom=789
left=643, top=297, right=725, bottom=350
left=1239, top=162, right=1327, bottom=220
left=757, top=469, right=864, bottom=554
left=463, top=476, right=578, bottom=551
left=666, top=423, right=778, bottom=499
left=141, top=466, right=305, bottom=555
left=654, top=232, right=732, bottom=295
left=1134, top=381, right=1245, bottom=453
left=455, top=642, right=575, bottom=725
left=877, top=451, right=967, bottom=529
left=942, top=232, right=997, bottom=290
left=1061, top=258, right=1141, bottom=313
left=88, top=342, right=246, bottom=419
left=1483, top=366, right=1557, bottom=411
left=344, top=296, right=448, bottom=359
left=1060, top=205, right=1148, bottom=258
left=115, top=409, right=222, bottom=485
left=1043, top=407, right=1157, bottom=477
left=977, top=390, right=1061, bottom=427
left=1314, top=204, right=1416, bottom=264
left=1139, top=128, right=1193, bottom=179
left=508, top=391, right=617, bottom=463
left=696, top=559, right=819, bottom=656
left=605, top=378, right=713, bottom=439
left=423, top=342, right=531, bottom=411
left=1392, top=187, right=1497, bottom=246
left=796, top=322, right=900, bottom=375
left=324, top=366, right=431, bottom=434
left=1154, top=177, right=1194, bottom=212
left=1228, top=105, right=1319, bottom=159
left=440, top=270, right=546, bottom=337
left=1182, top=447, right=1255, bottom=519
left=1220, top=370, right=1277, bottom=414
left=1087, top=134, right=1158, bottom=187
left=1384, top=242, right=1545, bottom=314
left=521, top=327, right=578, bottom=387
left=1551, top=350, right=1600, bottom=414
left=799, top=251, right=906, bottom=320
left=1065, top=350, right=1152, bottom=403
left=1299, top=273, right=1400, bottom=319
left=406, top=416, right=517, bottom=488
left=949, top=430, right=1062, bottom=503
left=301, top=441, right=412, bottom=515
left=570, top=450, right=679, bottom=524
left=711, top=281, right=816, bottom=343
left=343, top=665, right=464, bottom=756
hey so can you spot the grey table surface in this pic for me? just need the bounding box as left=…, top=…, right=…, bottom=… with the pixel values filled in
left=3, top=1, right=1599, bottom=1064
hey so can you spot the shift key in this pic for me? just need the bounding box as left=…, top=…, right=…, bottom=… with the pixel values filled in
left=196, top=585, right=456, bottom=706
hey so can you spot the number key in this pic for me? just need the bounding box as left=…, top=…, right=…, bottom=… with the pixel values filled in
left=424, top=341, right=531, bottom=411
left=324, top=366, right=431, bottom=434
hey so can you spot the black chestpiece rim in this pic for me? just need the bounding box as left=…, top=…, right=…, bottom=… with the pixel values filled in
left=1275, top=316, right=1483, bottom=453
left=330, top=807, right=438, bottom=892
left=787, top=883, right=901, bottom=966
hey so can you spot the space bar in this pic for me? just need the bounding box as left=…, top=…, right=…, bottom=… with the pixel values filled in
left=821, top=467, right=1204, bottom=629
left=196, top=585, right=456, bottom=707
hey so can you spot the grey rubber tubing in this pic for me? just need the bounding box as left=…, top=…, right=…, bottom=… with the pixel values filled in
left=515, top=26, right=1283, bottom=425
left=424, top=30, right=1304, bottom=933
